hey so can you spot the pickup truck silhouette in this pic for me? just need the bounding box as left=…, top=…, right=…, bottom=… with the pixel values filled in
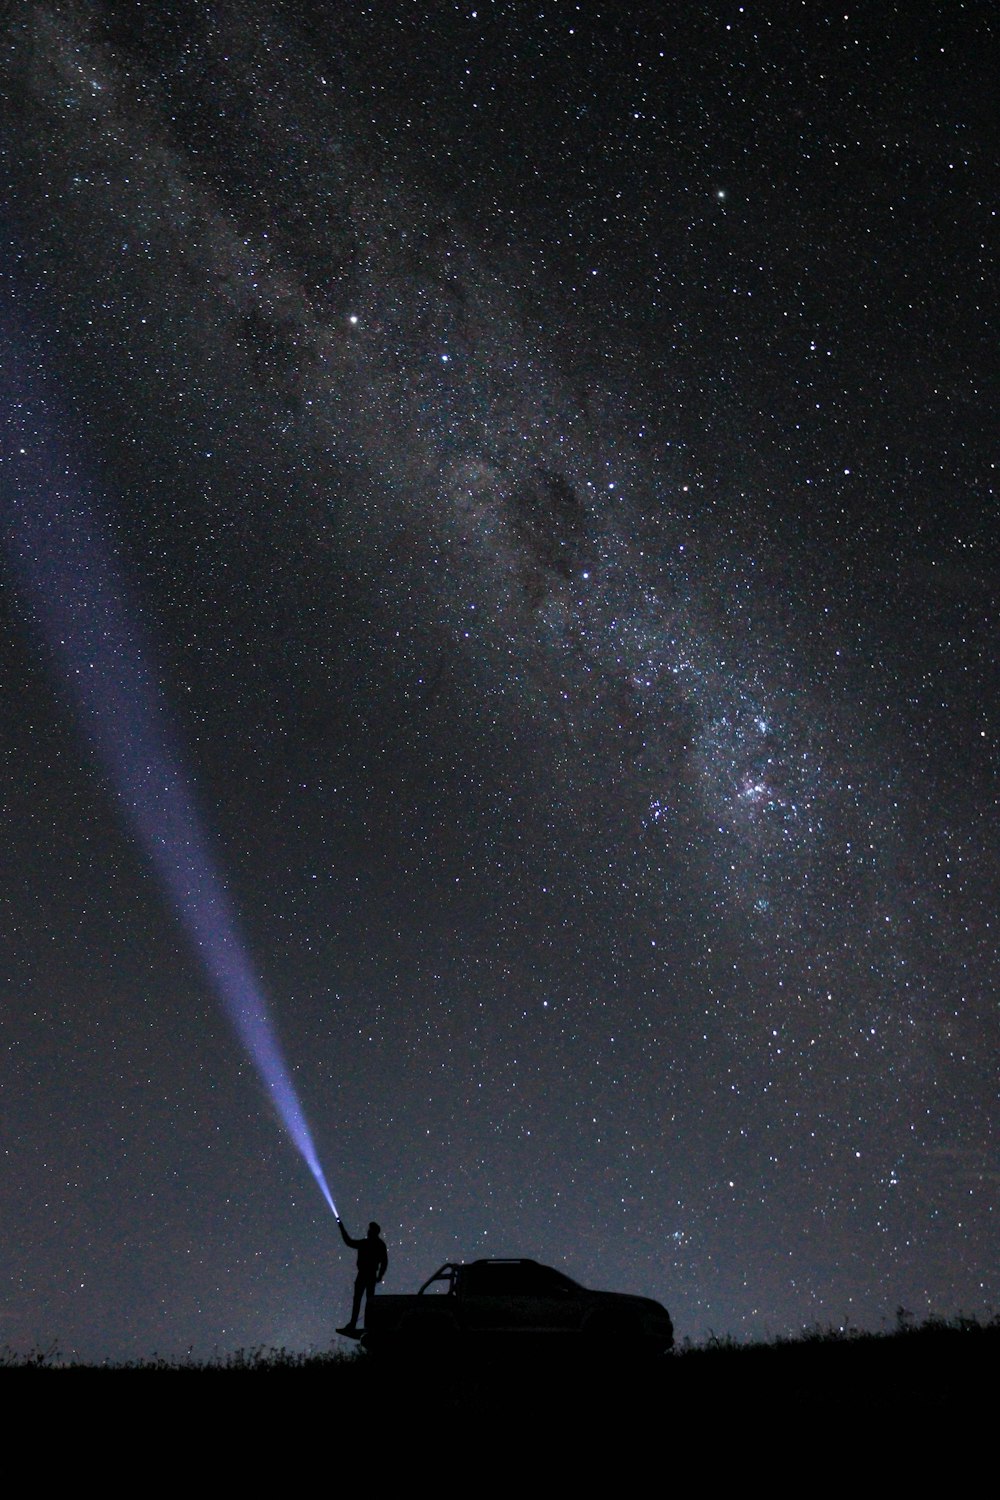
left=361, top=1257, right=673, bottom=1356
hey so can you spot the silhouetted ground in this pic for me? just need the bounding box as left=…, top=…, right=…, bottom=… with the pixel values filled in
left=4, top=1318, right=995, bottom=1482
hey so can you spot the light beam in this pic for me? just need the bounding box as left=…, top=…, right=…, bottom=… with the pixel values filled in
left=0, top=286, right=338, bottom=1219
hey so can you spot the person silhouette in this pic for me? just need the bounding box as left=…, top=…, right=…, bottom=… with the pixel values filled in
left=336, top=1217, right=388, bottom=1336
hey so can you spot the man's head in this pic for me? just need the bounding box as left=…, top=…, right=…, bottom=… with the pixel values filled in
left=367, top=1221, right=381, bottom=1238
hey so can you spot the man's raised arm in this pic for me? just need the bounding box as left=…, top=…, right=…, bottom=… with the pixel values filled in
left=337, top=1217, right=361, bottom=1249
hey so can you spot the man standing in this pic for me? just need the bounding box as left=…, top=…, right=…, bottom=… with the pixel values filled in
left=336, top=1217, right=388, bottom=1336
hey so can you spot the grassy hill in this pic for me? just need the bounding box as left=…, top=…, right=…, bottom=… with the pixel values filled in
left=4, top=1315, right=994, bottom=1479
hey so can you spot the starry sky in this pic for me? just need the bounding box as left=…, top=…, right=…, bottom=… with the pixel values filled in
left=1, top=1, right=997, bottom=1361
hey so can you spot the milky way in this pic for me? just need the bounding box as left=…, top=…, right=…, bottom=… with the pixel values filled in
left=1, top=3, right=996, bottom=1358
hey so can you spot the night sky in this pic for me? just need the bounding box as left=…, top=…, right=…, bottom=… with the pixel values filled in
left=1, top=1, right=997, bottom=1362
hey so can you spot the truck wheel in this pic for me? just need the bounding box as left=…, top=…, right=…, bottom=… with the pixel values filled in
left=584, top=1312, right=637, bottom=1359
left=405, top=1312, right=459, bottom=1368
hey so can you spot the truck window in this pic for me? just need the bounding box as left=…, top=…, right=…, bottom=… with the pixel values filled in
left=463, top=1263, right=578, bottom=1298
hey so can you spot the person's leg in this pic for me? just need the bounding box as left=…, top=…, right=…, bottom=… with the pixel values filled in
left=349, top=1272, right=366, bottom=1328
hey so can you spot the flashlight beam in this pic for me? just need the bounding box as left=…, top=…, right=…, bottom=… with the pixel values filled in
left=1, top=287, right=338, bottom=1220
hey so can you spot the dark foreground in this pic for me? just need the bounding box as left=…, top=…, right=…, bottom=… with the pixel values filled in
left=5, top=1318, right=995, bottom=1481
